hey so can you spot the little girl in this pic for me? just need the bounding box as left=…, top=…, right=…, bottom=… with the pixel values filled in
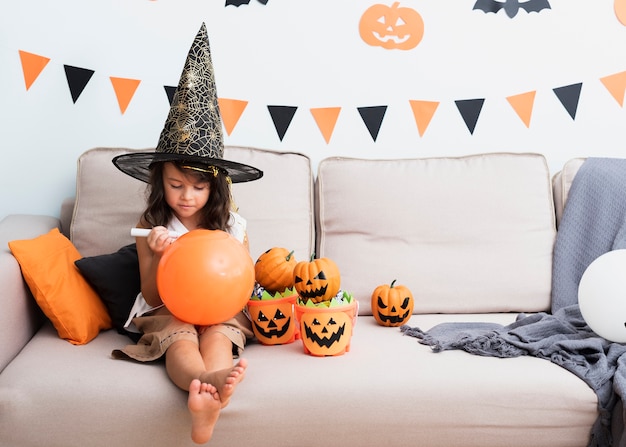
left=113, top=159, right=255, bottom=444
left=111, top=22, right=263, bottom=444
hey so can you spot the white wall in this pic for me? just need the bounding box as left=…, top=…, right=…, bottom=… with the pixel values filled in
left=2, top=0, right=626, bottom=220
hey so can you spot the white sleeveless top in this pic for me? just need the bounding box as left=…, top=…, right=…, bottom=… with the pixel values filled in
left=124, top=212, right=247, bottom=332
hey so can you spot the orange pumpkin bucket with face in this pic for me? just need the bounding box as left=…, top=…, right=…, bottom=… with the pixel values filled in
left=247, top=293, right=299, bottom=345
left=295, top=297, right=358, bottom=357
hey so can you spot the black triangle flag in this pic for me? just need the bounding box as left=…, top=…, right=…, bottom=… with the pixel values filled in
left=267, top=105, right=297, bottom=141
left=455, top=99, right=485, bottom=135
left=357, top=106, right=387, bottom=141
left=553, top=83, right=583, bottom=120
left=164, top=86, right=177, bottom=105
left=63, top=65, right=95, bottom=103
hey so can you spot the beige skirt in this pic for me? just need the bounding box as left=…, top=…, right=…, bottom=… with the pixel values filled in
left=112, top=309, right=253, bottom=362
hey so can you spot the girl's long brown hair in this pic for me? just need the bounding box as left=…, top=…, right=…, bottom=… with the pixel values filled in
left=141, top=161, right=232, bottom=231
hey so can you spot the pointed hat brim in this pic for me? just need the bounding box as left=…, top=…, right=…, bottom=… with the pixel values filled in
left=112, top=152, right=263, bottom=183
left=112, top=23, right=262, bottom=183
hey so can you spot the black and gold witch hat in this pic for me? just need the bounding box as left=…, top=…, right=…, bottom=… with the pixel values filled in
left=113, top=23, right=262, bottom=183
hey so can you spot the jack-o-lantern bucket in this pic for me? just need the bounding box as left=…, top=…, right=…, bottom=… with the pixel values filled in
left=247, top=293, right=299, bottom=345
left=295, top=298, right=358, bottom=357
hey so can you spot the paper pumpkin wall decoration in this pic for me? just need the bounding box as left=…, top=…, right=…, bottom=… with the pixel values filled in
left=616, top=0, right=626, bottom=26
left=371, top=280, right=414, bottom=327
left=254, top=247, right=297, bottom=293
left=293, top=255, right=341, bottom=304
left=359, top=2, right=424, bottom=51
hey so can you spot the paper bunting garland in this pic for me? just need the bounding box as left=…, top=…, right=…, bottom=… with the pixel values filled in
left=553, top=83, right=583, bottom=120
left=455, top=99, right=485, bottom=135
left=19, top=50, right=50, bottom=90
left=164, top=85, right=177, bottom=105
left=64, top=65, right=95, bottom=103
left=358, top=106, right=387, bottom=141
left=15, top=47, right=626, bottom=141
left=409, top=100, right=439, bottom=137
left=506, top=91, right=536, bottom=128
left=267, top=105, right=298, bottom=141
left=310, top=107, right=341, bottom=144
left=109, top=77, right=141, bottom=114
left=600, top=71, right=626, bottom=107
left=218, top=98, right=249, bottom=136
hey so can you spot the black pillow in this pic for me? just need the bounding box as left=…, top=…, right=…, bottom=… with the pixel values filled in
left=75, top=244, right=140, bottom=336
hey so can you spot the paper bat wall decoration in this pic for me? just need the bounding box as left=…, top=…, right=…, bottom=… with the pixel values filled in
left=225, top=0, right=268, bottom=6
left=473, top=0, right=551, bottom=18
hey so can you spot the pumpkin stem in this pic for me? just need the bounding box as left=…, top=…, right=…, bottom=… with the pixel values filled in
left=310, top=253, right=316, bottom=261
left=286, top=250, right=294, bottom=262
left=390, top=279, right=397, bottom=288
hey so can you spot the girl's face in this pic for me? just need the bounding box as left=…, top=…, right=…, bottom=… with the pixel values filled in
left=162, top=162, right=210, bottom=228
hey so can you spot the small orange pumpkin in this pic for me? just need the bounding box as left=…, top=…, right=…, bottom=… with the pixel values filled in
left=371, top=279, right=414, bottom=327
left=293, top=255, right=341, bottom=304
left=359, top=2, right=424, bottom=51
left=254, top=247, right=297, bottom=293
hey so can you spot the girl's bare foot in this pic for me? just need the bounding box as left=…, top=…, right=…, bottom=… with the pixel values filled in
left=188, top=379, right=221, bottom=444
left=199, top=358, right=248, bottom=408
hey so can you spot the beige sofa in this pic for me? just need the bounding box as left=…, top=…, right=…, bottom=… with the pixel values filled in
left=0, top=147, right=602, bottom=446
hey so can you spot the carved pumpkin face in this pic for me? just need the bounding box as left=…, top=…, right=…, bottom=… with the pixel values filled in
left=247, top=295, right=297, bottom=345
left=293, top=257, right=341, bottom=304
left=371, top=280, right=414, bottom=327
left=359, top=2, right=424, bottom=50
left=299, top=308, right=354, bottom=356
left=254, top=247, right=297, bottom=293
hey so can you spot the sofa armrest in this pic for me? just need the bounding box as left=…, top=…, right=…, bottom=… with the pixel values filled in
left=0, top=214, right=60, bottom=373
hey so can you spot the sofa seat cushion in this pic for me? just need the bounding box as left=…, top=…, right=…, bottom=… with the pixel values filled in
left=0, top=314, right=597, bottom=447
left=316, top=153, right=557, bottom=315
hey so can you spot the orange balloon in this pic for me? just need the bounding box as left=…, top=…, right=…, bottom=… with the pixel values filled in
left=157, top=229, right=254, bottom=325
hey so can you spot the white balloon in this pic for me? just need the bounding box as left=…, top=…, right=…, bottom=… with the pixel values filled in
left=578, top=249, right=626, bottom=343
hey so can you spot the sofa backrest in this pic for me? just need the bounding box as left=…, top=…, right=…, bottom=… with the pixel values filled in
left=70, top=147, right=314, bottom=263
left=552, top=158, right=585, bottom=228
left=316, top=153, right=557, bottom=315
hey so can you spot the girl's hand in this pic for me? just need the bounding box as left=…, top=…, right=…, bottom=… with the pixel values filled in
left=147, top=226, right=175, bottom=255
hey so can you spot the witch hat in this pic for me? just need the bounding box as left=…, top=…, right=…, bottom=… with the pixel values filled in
left=113, top=23, right=262, bottom=183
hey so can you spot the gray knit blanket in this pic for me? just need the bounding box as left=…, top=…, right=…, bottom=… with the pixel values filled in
left=401, top=158, right=626, bottom=447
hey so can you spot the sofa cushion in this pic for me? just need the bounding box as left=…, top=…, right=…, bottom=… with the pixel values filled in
left=8, top=228, right=112, bottom=344
left=552, top=157, right=586, bottom=228
left=75, top=243, right=140, bottom=334
left=0, top=315, right=598, bottom=447
left=316, top=153, right=556, bottom=315
left=71, top=147, right=147, bottom=258
left=70, top=146, right=314, bottom=263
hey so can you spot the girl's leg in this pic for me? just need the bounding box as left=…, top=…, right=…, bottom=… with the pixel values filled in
left=165, top=339, right=223, bottom=445
left=165, top=339, right=208, bottom=391
left=198, top=330, right=247, bottom=408
left=188, top=380, right=221, bottom=445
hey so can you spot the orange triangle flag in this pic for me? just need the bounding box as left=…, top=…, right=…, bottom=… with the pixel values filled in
left=218, top=98, right=249, bottom=136
left=19, top=50, right=51, bottom=90
left=109, top=77, right=141, bottom=114
left=600, top=71, right=626, bottom=107
left=506, top=91, right=536, bottom=128
left=310, top=107, right=341, bottom=144
left=408, top=100, right=439, bottom=137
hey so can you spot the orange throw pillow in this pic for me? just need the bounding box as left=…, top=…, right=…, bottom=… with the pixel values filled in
left=8, top=228, right=112, bottom=344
